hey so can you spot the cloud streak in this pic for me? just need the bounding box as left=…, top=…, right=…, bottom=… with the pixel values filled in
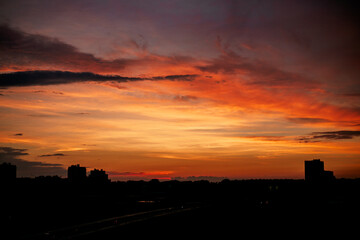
left=287, top=118, right=331, bottom=124
left=0, top=70, right=198, bottom=87
left=0, top=70, right=140, bottom=87
left=38, top=153, right=66, bottom=157
left=297, top=130, right=360, bottom=143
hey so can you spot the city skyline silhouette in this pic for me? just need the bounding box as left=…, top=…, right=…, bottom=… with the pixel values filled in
left=0, top=158, right=342, bottom=182
left=1, top=159, right=359, bottom=239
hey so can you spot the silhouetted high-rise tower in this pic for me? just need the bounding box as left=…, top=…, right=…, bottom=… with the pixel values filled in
left=68, top=164, right=86, bottom=182
left=305, top=159, right=335, bottom=182
left=89, top=169, right=109, bottom=183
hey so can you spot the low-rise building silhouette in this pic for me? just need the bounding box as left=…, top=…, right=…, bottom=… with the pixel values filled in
left=0, top=162, right=16, bottom=182
left=68, top=164, right=86, bottom=182
left=305, top=159, right=335, bottom=182
left=89, top=169, right=109, bottom=183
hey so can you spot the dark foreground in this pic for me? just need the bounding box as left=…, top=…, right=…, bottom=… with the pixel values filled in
left=1, top=178, right=359, bottom=239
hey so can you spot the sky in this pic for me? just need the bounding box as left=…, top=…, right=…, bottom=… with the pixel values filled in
left=0, top=0, right=359, bottom=180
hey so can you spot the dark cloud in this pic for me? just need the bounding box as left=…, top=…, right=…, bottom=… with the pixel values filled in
left=174, top=95, right=198, bottom=102
left=0, top=70, right=197, bottom=87
left=0, top=147, right=28, bottom=156
left=13, top=133, right=23, bottom=136
left=297, top=130, right=360, bottom=143
left=75, top=112, right=90, bottom=115
left=27, top=113, right=58, bottom=118
left=197, top=51, right=248, bottom=74
left=312, top=131, right=360, bottom=139
left=287, top=117, right=331, bottom=124
left=196, top=1, right=360, bottom=91
left=0, top=24, right=199, bottom=83
left=0, top=24, right=131, bottom=72
left=38, top=153, right=66, bottom=157
left=0, top=146, right=66, bottom=177
left=342, top=93, right=360, bottom=97
left=0, top=70, right=141, bottom=87
left=243, top=136, right=285, bottom=142
left=151, top=75, right=198, bottom=81
left=197, top=49, right=318, bottom=89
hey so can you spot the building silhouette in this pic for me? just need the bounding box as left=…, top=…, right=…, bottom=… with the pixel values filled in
left=88, top=169, right=109, bottom=183
left=0, top=162, right=16, bottom=182
left=305, top=159, right=335, bottom=182
left=68, top=164, right=86, bottom=182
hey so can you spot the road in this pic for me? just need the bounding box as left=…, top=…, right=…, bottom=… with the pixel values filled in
left=14, top=201, right=359, bottom=240
left=22, top=204, right=205, bottom=240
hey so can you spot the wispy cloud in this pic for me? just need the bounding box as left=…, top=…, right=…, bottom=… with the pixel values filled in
left=287, top=118, right=331, bottom=124
left=297, top=130, right=360, bottom=143
left=38, top=153, right=66, bottom=157
left=173, top=95, right=198, bottom=102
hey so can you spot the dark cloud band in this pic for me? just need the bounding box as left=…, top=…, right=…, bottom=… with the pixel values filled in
left=297, top=130, right=360, bottom=143
left=38, top=153, right=66, bottom=157
left=0, top=70, right=198, bottom=87
left=0, top=70, right=140, bottom=87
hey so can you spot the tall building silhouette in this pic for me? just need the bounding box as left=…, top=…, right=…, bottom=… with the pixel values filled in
left=305, top=159, right=335, bottom=182
left=0, top=162, right=16, bottom=181
left=89, top=169, right=109, bottom=183
left=68, top=164, right=86, bottom=182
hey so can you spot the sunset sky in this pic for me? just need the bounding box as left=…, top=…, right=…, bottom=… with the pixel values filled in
left=1, top=0, right=359, bottom=180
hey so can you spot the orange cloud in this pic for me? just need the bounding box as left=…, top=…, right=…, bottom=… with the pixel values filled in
left=1, top=19, right=360, bottom=179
